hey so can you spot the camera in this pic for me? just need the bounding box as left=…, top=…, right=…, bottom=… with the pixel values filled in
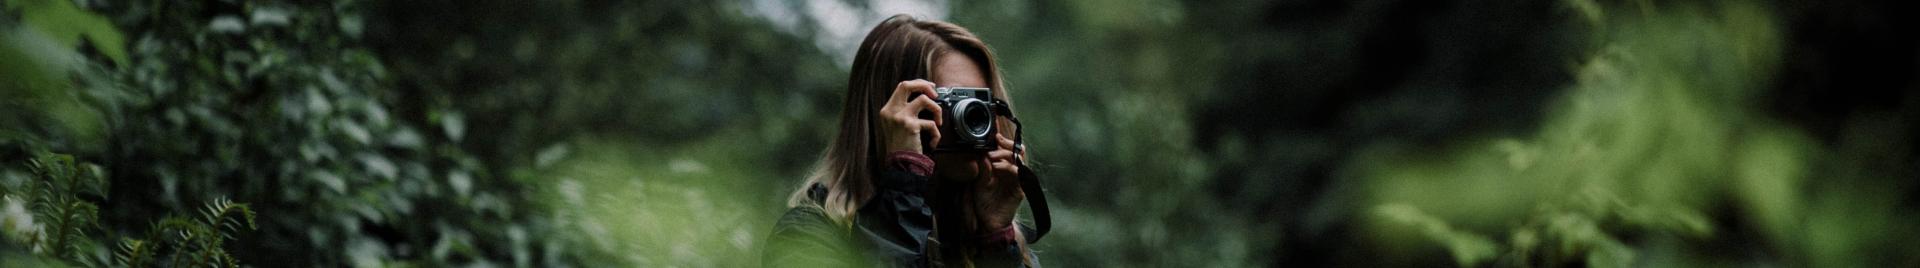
left=916, top=87, right=998, bottom=152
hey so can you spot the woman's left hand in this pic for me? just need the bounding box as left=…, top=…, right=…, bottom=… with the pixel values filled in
left=973, top=132, right=1025, bottom=234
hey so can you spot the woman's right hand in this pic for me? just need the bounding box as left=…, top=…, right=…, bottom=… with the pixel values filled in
left=877, top=79, right=944, bottom=154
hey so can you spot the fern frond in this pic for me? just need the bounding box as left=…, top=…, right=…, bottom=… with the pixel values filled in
left=67, top=201, right=99, bottom=227
left=151, top=215, right=205, bottom=268
left=152, top=215, right=203, bottom=247
left=57, top=200, right=100, bottom=259
left=200, top=197, right=257, bottom=237
left=217, top=248, right=239, bottom=268
left=17, top=153, right=254, bottom=266
left=116, top=238, right=153, bottom=268
left=65, top=162, right=109, bottom=198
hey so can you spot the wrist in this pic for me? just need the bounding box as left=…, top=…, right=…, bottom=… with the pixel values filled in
left=886, top=150, right=934, bottom=177
left=887, top=141, right=921, bottom=155
left=974, top=223, right=1018, bottom=246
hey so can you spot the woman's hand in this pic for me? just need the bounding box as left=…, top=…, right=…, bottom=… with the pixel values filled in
left=877, top=80, right=943, bottom=154
left=972, top=132, right=1025, bottom=234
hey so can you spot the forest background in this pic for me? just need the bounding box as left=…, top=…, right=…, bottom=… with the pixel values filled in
left=3, top=0, right=1916, bottom=266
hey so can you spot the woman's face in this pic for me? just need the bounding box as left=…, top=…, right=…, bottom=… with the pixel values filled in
left=929, top=52, right=992, bottom=183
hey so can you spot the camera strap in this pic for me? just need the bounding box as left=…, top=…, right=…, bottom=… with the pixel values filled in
left=991, top=99, right=1051, bottom=243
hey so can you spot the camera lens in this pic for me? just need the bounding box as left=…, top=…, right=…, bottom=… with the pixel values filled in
left=955, top=99, right=994, bottom=138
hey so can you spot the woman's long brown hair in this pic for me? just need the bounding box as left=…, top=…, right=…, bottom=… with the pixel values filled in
left=786, top=14, right=1028, bottom=265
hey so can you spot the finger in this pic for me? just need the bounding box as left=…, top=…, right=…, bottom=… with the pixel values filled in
left=918, top=120, right=942, bottom=149
left=996, top=133, right=1016, bottom=148
left=983, top=160, right=1019, bottom=193
left=886, top=81, right=922, bottom=110
left=894, top=79, right=936, bottom=102
left=908, top=96, right=944, bottom=126
left=979, top=155, right=1001, bottom=184
left=909, top=80, right=938, bottom=101
left=991, top=159, right=1019, bottom=178
left=994, top=133, right=1021, bottom=161
left=887, top=82, right=911, bottom=107
left=986, top=147, right=1015, bottom=161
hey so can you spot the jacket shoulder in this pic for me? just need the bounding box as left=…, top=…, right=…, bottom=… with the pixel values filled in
left=766, top=205, right=867, bottom=267
left=773, top=205, right=834, bottom=234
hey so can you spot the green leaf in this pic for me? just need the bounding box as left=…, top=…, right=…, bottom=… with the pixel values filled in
left=6, top=0, right=127, bottom=66
left=1374, top=204, right=1501, bottom=266
left=115, top=238, right=152, bottom=268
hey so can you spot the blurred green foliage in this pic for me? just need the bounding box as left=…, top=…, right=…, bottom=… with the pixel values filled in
left=3, top=0, right=1917, bottom=267
left=1355, top=1, right=1918, bottom=266
left=5, top=0, right=262, bottom=267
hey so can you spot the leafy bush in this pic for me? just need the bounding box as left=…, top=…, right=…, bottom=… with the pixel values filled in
left=4, top=4, right=264, bottom=264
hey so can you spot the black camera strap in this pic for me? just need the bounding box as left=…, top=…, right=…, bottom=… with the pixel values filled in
left=990, top=99, right=1051, bottom=243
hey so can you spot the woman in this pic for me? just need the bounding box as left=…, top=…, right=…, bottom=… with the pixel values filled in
left=764, top=14, right=1040, bottom=267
